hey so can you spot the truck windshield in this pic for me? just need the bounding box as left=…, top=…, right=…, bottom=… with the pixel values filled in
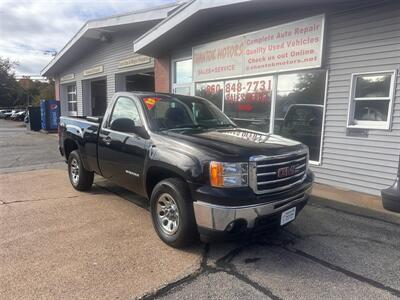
left=142, top=95, right=235, bottom=131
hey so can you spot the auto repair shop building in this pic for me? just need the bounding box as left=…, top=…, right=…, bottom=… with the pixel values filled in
left=43, top=0, right=400, bottom=197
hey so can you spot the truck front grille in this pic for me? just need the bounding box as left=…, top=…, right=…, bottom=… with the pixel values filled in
left=249, top=150, right=308, bottom=194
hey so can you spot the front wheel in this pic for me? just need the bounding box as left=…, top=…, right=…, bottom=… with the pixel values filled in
left=150, top=178, right=198, bottom=248
left=68, top=150, right=94, bottom=191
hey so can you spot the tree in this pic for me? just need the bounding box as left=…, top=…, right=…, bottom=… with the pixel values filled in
left=0, top=57, right=19, bottom=108
left=0, top=57, right=55, bottom=108
left=31, top=79, right=55, bottom=106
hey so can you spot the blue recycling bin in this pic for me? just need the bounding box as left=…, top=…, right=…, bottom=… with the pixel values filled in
left=40, top=99, right=60, bottom=131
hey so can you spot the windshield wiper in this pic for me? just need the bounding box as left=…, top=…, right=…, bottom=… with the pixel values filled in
left=212, top=123, right=237, bottom=128
left=164, top=124, right=204, bottom=131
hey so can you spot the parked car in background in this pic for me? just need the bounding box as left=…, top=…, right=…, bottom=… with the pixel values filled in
left=6, top=110, right=17, bottom=119
left=11, top=110, right=27, bottom=121
left=0, top=110, right=13, bottom=119
left=59, top=92, right=314, bottom=248
left=9, top=110, right=18, bottom=120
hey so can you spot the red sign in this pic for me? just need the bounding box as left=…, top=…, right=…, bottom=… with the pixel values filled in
left=224, top=76, right=273, bottom=104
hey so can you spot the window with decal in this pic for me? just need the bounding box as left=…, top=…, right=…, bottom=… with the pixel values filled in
left=190, top=70, right=328, bottom=163
left=142, top=95, right=233, bottom=131
left=347, top=71, right=395, bottom=130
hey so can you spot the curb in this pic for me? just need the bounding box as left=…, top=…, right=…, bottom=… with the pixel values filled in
left=310, top=195, right=400, bottom=226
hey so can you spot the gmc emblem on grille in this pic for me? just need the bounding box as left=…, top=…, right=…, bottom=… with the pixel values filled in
left=277, top=166, right=296, bottom=178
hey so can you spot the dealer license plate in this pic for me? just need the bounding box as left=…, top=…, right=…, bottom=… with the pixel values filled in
left=280, top=207, right=296, bottom=226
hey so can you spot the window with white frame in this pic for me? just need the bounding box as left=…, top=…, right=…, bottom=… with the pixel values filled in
left=67, top=84, right=77, bottom=113
left=172, top=58, right=192, bottom=95
left=347, top=71, right=396, bottom=130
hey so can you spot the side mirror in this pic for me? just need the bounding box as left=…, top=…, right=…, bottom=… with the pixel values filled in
left=111, top=118, right=136, bottom=132
left=110, top=118, right=149, bottom=139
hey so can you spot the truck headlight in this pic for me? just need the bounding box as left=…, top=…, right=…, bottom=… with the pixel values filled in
left=209, top=162, right=248, bottom=187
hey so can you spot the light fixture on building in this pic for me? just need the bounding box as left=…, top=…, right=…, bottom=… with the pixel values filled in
left=99, top=33, right=111, bottom=43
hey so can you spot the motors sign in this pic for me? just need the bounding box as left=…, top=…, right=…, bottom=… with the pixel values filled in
left=193, top=15, right=325, bottom=82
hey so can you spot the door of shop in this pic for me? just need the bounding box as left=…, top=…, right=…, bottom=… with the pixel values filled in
left=91, top=79, right=107, bottom=116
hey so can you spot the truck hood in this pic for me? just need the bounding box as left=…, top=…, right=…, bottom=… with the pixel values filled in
left=158, top=128, right=306, bottom=160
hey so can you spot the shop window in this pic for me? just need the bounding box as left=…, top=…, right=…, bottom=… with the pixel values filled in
left=223, top=76, right=273, bottom=133
left=274, top=71, right=326, bottom=162
left=173, top=58, right=192, bottom=95
left=193, top=71, right=327, bottom=163
left=195, top=81, right=224, bottom=109
left=347, top=71, right=396, bottom=130
left=174, top=59, right=192, bottom=84
left=67, top=84, right=77, bottom=113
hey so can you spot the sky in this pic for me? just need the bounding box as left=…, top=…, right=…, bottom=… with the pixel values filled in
left=0, top=0, right=175, bottom=76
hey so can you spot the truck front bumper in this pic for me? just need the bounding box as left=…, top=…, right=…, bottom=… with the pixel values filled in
left=193, top=186, right=311, bottom=237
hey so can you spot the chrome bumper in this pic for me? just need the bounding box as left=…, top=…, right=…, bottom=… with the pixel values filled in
left=193, top=187, right=312, bottom=231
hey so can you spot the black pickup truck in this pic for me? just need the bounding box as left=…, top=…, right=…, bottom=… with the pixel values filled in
left=59, top=92, right=313, bottom=247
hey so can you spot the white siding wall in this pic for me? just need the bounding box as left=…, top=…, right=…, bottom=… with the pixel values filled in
left=58, top=31, right=154, bottom=116
left=312, top=2, right=400, bottom=195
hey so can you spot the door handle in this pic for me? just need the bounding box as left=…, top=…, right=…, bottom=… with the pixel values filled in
left=103, top=136, right=112, bottom=145
left=149, top=145, right=156, bottom=157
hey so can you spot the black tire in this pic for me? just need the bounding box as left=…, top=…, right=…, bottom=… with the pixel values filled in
left=150, top=178, right=198, bottom=248
left=68, top=150, right=94, bottom=191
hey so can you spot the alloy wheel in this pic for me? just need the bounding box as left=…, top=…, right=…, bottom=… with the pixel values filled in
left=70, top=158, right=80, bottom=185
left=156, top=193, right=180, bottom=235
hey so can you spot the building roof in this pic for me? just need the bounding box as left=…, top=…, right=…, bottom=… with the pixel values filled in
left=133, top=0, right=356, bottom=56
left=41, top=2, right=182, bottom=77
left=133, top=0, right=250, bottom=54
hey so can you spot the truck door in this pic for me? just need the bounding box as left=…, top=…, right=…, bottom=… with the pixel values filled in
left=97, top=96, right=147, bottom=192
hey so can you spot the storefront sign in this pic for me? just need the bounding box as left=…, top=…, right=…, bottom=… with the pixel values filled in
left=118, top=55, right=152, bottom=68
left=60, top=73, right=75, bottom=82
left=83, top=65, right=104, bottom=76
left=193, top=14, right=325, bottom=82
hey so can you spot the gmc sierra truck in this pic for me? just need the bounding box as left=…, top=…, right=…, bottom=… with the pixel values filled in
left=59, top=92, right=314, bottom=248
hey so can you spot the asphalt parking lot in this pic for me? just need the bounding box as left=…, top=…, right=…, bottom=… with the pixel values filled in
left=0, top=119, right=63, bottom=173
left=1, top=119, right=400, bottom=299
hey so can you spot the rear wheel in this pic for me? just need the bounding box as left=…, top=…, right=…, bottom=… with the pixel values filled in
left=150, top=178, right=198, bottom=248
left=68, top=150, right=94, bottom=191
